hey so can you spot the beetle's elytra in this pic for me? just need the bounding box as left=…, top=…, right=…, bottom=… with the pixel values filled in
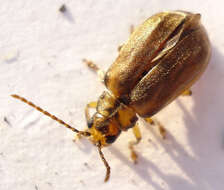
left=105, top=11, right=210, bottom=117
left=11, top=10, right=211, bottom=182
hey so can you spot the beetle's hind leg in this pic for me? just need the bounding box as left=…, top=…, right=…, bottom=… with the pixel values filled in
left=143, top=88, right=191, bottom=139
left=181, top=89, right=192, bottom=96
left=83, top=59, right=105, bottom=83
left=144, top=117, right=155, bottom=125
left=129, top=124, right=142, bottom=164
left=144, top=118, right=166, bottom=139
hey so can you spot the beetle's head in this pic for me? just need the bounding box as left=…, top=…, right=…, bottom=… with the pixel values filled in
left=86, top=112, right=121, bottom=147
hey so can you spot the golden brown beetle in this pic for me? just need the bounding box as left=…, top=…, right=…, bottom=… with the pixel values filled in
left=11, top=10, right=211, bottom=182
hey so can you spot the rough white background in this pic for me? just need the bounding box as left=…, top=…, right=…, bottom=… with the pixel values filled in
left=0, top=0, right=224, bottom=190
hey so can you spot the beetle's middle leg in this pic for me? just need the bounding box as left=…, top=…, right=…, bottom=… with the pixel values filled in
left=129, top=124, right=142, bottom=164
left=83, top=59, right=105, bottom=83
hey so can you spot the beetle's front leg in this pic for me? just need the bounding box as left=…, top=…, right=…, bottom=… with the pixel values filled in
left=85, top=101, right=97, bottom=122
left=83, top=59, right=105, bottom=83
left=129, top=124, right=142, bottom=164
left=74, top=101, right=97, bottom=141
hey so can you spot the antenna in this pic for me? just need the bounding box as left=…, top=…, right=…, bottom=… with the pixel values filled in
left=97, top=142, right=111, bottom=182
left=11, top=94, right=90, bottom=136
left=11, top=94, right=111, bottom=182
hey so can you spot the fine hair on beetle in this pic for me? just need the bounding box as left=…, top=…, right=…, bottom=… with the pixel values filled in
left=11, top=10, right=211, bottom=182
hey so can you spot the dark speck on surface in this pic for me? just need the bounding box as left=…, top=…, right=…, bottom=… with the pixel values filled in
left=3, top=117, right=11, bottom=126
left=59, top=4, right=66, bottom=13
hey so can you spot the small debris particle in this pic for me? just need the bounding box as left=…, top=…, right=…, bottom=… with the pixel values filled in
left=84, top=162, right=91, bottom=169
left=59, top=4, right=66, bottom=13
left=80, top=180, right=85, bottom=185
left=3, top=50, right=19, bottom=64
left=131, top=179, right=137, bottom=186
left=4, top=117, right=11, bottom=126
left=58, top=4, right=74, bottom=22
left=47, top=182, right=52, bottom=186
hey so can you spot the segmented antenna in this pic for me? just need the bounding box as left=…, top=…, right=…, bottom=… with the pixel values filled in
left=97, top=142, right=111, bottom=182
left=11, top=94, right=90, bottom=136
left=11, top=94, right=111, bottom=182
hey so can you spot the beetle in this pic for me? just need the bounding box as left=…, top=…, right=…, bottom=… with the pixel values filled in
left=11, top=10, right=211, bottom=182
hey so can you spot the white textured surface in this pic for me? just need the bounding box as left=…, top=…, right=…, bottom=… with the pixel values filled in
left=1, top=1, right=224, bottom=190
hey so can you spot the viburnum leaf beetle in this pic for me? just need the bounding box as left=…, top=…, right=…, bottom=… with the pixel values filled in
left=11, top=10, right=211, bottom=182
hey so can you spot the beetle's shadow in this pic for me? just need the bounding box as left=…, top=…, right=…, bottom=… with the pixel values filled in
left=174, top=46, right=224, bottom=188
left=109, top=134, right=196, bottom=189
left=108, top=46, right=224, bottom=189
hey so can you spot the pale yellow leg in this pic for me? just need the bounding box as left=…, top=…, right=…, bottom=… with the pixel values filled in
left=83, top=59, right=105, bottom=83
left=144, top=117, right=155, bottom=125
left=182, top=89, right=192, bottom=96
left=157, top=121, right=166, bottom=139
left=129, top=124, right=142, bottom=164
left=74, top=101, right=97, bottom=141
left=145, top=117, right=166, bottom=139
left=85, top=101, right=97, bottom=122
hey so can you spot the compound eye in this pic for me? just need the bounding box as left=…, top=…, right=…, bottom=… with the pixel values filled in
left=88, top=113, right=104, bottom=129
left=105, top=135, right=117, bottom=144
left=87, top=118, right=94, bottom=128
left=96, top=122, right=109, bottom=134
